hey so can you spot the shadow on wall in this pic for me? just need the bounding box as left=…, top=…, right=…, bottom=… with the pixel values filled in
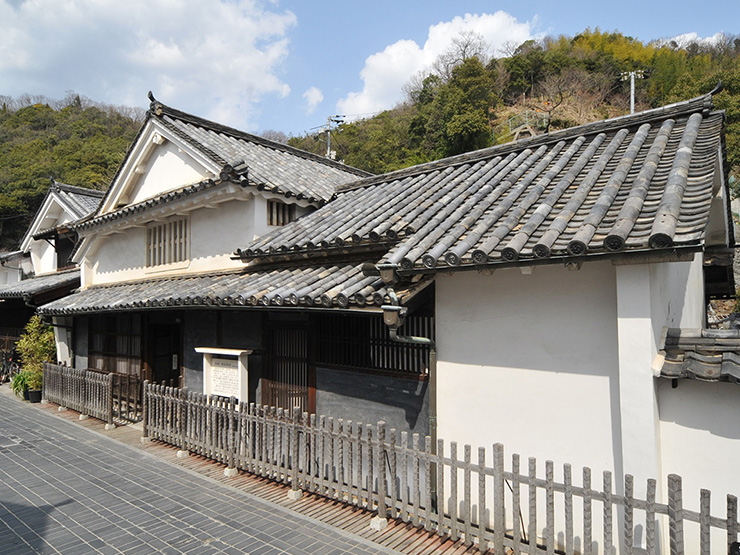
left=658, top=378, right=740, bottom=439
left=0, top=499, right=73, bottom=551
left=316, top=367, right=429, bottom=435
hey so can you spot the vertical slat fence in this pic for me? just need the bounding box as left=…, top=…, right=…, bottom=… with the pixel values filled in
left=112, top=382, right=740, bottom=554
left=43, top=362, right=113, bottom=425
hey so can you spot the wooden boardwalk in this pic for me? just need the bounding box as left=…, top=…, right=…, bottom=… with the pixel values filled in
left=33, top=397, right=484, bottom=555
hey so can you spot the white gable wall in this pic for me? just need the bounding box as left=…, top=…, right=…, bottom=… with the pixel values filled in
left=25, top=195, right=81, bottom=275
left=126, top=141, right=210, bottom=206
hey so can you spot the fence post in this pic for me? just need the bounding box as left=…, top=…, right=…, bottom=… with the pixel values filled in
left=493, top=443, right=505, bottom=553
left=370, top=421, right=388, bottom=532
left=728, top=494, right=738, bottom=555
left=104, top=373, right=115, bottom=430
left=668, top=474, right=684, bottom=555
left=287, top=406, right=303, bottom=500
left=176, top=387, right=189, bottom=458
left=224, top=396, right=238, bottom=477
left=140, top=380, right=150, bottom=443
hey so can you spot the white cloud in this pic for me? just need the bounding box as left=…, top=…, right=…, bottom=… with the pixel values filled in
left=0, top=0, right=296, bottom=130
left=337, top=11, right=535, bottom=119
left=302, top=86, right=323, bottom=114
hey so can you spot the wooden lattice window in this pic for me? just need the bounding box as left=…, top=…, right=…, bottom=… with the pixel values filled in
left=88, top=314, right=142, bottom=376
left=146, top=217, right=188, bottom=267
left=267, top=200, right=296, bottom=226
left=314, top=313, right=433, bottom=377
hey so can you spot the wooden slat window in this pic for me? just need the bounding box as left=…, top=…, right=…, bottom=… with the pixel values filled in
left=314, top=313, right=433, bottom=377
left=88, top=314, right=142, bottom=376
left=263, top=326, right=309, bottom=412
left=267, top=200, right=296, bottom=226
left=146, top=217, right=188, bottom=267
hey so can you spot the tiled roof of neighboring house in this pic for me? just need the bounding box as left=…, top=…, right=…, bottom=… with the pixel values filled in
left=28, top=182, right=105, bottom=240
left=38, top=263, right=429, bottom=316
left=0, top=269, right=80, bottom=300
left=237, top=94, right=726, bottom=273
left=0, top=250, right=22, bottom=262
left=53, top=182, right=105, bottom=219
left=660, top=328, right=740, bottom=384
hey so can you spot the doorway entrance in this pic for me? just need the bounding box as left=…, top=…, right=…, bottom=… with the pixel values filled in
left=148, top=322, right=182, bottom=386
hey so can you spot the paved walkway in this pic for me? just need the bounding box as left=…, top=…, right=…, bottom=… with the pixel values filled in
left=0, top=390, right=401, bottom=555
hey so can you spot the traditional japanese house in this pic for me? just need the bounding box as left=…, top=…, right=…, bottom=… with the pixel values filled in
left=0, top=181, right=103, bottom=353
left=41, top=92, right=740, bottom=513
left=39, top=95, right=435, bottom=436
left=223, top=92, right=735, bottom=505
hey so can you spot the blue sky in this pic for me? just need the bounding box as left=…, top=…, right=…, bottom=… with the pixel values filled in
left=0, top=0, right=737, bottom=136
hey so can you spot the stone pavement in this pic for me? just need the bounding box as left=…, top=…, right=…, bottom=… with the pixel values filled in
left=0, top=389, right=402, bottom=555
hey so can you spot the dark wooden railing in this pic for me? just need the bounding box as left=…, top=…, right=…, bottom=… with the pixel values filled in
left=43, top=363, right=144, bottom=424
left=43, top=363, right=113, bottom=425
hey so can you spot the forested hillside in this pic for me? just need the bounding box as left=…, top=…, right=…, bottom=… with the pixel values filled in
left=289, top=29, right=740, bottom=188
left=0, top=93, right=143, bottom=250
left=2, top=29, right=740, bottom=251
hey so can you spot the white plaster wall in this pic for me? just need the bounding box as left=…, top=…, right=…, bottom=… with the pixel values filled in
left=29, top=240, right=57, bottom=274
left=436, top=262, right=621, bottom=551
left=90, top=198, right=254, bottom=285
left=92, top=227, right=147, bottom=283
left=436, top=261, right=621, bottom=473
left=126, top=141, right=209, bottom=206
left=658, top=379, right=740, bottom=552
left=0, top=264, right=21, bottom=285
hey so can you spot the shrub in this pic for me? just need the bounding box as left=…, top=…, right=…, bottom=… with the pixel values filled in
left=16, top=316, right=56, bottom=390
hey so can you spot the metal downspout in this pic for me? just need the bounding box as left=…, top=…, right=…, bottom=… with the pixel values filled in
left=382, top=288, right=438, bottom=507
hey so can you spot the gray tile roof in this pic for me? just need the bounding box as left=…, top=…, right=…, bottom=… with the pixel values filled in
left=0, top=269, right=80, bottom=299
left=53, top=182, right=105, bottom=219
left=151, top=99, right=370, bottom=202
left=76, top=98, right=372, bottom=234
left=660, top=328, right=740, bottom=384
left=237, top=94, right=726, bottom=272
left=28, top=182, right=104, bottom=240
left=38, top=263, right=427, bottom=316
left=73, top=179, right=222, bottom=232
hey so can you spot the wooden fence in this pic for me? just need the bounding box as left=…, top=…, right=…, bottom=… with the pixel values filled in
left=143, top=383, right=739, bottom=555
left=43, top=363, right=113, bottom=425
left=43, top=363, right=144, bottom=424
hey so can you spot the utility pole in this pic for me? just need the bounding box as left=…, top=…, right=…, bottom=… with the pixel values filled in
left=620, top=70, right=646, bottom=114
left=323, top=115, right=344, bottom=159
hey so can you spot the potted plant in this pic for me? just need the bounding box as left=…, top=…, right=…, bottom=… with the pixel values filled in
left=10, top=370, right=30, bottom=399
left=16, top=316, right=56, bottom=403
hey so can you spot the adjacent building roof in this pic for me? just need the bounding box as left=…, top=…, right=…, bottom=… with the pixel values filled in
left=0, top=269, right=80, bottom=301
left=660, top=328, right=740, bottom=384
left=23, top=181, right=104, bottom=243
left=237, top=94, right=727, bottom=274
left=38, top=263, right=428, bottom=316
